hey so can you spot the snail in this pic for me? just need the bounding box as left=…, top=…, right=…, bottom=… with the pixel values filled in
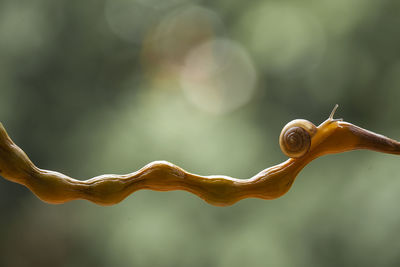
left=279, top=104, right=338, bottom=158
left=0, top=105, right=399, bottom=206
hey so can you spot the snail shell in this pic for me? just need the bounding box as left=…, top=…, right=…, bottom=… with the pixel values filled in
left=279, top=119, right=317, bottom=158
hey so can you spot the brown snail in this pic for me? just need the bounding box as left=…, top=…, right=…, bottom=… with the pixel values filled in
left=279, top=105, right=341, bottom=158
left=0, top=104, right=399, bottom=206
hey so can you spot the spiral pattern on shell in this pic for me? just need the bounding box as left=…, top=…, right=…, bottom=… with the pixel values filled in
left=279, top=119, right=317, bottom=158
left=281, top=127, right=311, bottom=158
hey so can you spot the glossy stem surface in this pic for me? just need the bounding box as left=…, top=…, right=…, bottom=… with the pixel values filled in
left=0, top=119, right=399, bottom=207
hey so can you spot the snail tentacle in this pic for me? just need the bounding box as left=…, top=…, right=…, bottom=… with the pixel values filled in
left=329, top=104, right=343, bottom=122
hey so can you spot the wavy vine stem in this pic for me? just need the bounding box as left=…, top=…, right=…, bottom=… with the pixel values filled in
left=0, top=109, right=399, bottom=206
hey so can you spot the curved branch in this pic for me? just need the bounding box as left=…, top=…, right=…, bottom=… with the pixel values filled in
left=0, top=117, right=399, bottom=207
left=0, top=122, right=308, bottom=206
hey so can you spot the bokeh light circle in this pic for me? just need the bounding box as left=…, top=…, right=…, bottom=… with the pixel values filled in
left=180, top=38, right=257, bottom=114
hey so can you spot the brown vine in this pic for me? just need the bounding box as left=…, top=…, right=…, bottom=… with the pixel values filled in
left=0, top=106, right=399, bottom=206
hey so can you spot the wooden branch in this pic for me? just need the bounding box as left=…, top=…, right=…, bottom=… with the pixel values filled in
left=0, top=108, right=399, bottom=206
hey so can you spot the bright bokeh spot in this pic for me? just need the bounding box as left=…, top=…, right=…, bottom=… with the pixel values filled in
left=180, top=38, right=257, bottom=114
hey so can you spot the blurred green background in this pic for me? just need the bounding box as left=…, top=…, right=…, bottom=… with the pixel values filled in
left=1, top=0, right=400, bottom=266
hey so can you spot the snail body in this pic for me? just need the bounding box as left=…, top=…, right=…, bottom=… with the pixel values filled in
left=0, top=105, right=399, bottom=206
